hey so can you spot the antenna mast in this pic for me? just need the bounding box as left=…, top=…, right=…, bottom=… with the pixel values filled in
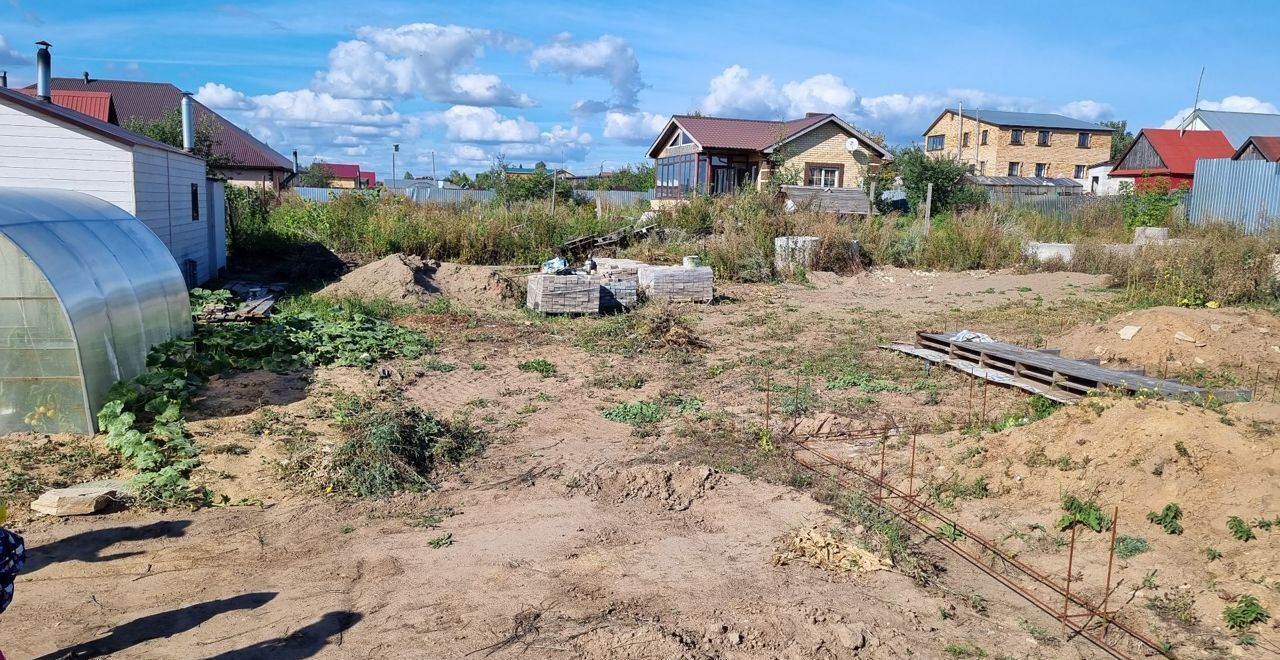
left=1183, top=66, right=1205, bottom=136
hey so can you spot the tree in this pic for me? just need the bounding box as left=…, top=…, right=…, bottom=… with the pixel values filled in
left=897, top=148, right=987, bottom=215
left=403, top=171, right=414, bottom=180
left=445, top=169, right=472, bottom=189
left=1102, top=120, right=1134, bottom=160
left=298, top=160, right=336, bottom=188
left=123, top=107, right=229, bottom=175
left=580, top=163, right=655, bottom=191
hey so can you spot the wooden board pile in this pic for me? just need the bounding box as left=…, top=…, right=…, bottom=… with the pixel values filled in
left=638, top=264, right=713, bottom=303
left=197, top=280, right=284, bottom=323
left=526, top=273, right=600, bottom=314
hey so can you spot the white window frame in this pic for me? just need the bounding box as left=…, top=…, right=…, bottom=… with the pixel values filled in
left=1073, top=165, right=1086, bottom=178
left=926, top=134, right=945, bottom=151
left=1035, top=163, right=1048, bottom=177
left=1008, top=161, right=1021, bottom=176
left=1077, top=132, right=1090, bottom=148
left=808, top=166, right=839, bottom=187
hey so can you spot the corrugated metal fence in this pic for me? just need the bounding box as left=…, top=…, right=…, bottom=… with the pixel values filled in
left=292, top=186, right=650, bottom=207
left=991, top=194, right=1125, bottom=222
left=1187, top=159, right=1280, bottom=233
left=294, top=186, right=496, bottom=205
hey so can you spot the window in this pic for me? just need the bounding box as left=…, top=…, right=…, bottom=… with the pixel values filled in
left=667, top=130, right=693, bottom=148
left=190, top=183, right=200, bottom=222
left=1077, top=132, right=1090, bottom=148
left=926, top=134, right=945, bottom=151
left=978, top=161, right=986, bottom=175
left=980, top=129, right=989, bottom=145
left=962, top=132, right=971, bottom=148
left=1007, top=162, right=1021, bottom=176
left=1010, top=129, right=1023, bottom=145
left=1073, top=165, right=1087, bottom=178
left=806, top=164, right=841, bottom=187
left=654, top=153, right=698, bottom=199
left=1037, top=130, right=1050, bottom=146
left=1034, top=163, right=1048, bottom=177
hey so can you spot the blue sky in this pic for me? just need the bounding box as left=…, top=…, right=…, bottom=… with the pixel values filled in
left=3, top=0, right=1278, bottom=178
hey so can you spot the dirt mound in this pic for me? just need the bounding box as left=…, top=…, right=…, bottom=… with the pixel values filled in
left=1050, top=306, right=1280, bottom=378
left=946, top=398, right=1280, bottom=641
left=584, top=464, right=720, bottom=511
left=316, top=254, right=518, bottom=309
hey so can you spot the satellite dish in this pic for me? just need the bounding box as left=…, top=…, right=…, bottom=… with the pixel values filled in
left=845, top=137, right=864, bottom=154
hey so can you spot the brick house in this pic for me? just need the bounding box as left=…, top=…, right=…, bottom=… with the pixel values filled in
left=921, top=109, right=1113, bottom=183
left=645, top=113, right=892, bottom=210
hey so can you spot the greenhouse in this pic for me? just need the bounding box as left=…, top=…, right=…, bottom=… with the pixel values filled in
left=0, top=188, right=191, bottom=434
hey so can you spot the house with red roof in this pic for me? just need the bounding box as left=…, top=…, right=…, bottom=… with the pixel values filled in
left=320, top=163, right=377, bottom=189
left=1233, top=136, right=1280, bottom=162
left=1109, top=128, right=1236, bottom=191
left=645, top=112, right=892, bottom=212
left=23, top=75, right=295, bottom=190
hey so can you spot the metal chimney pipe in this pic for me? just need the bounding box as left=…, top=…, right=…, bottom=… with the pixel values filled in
left=292, top=150, right=299, bottom=173
left=180, top=92, right=195, bottom=152
left=35, top=41, right=52, bottom=101
left=1, top=71, right=7, bottom=89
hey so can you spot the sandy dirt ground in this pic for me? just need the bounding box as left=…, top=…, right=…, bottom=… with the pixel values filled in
left=4, top=266, right=1275, bottom=659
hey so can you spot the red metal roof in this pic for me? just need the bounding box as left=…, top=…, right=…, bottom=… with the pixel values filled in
left=25, top=77, right=293, bottom=171
left=1233, top=136, right=1280, bottom=161
left=668, top=113, right=830, bottom=152
left=1111, top=128, right=1235, bottom=176
left=326, top=163, right=361, bottom=178
left=0, top=86, right=186, bottom=154
left=357, top=171, right=376, bottom=187
left=16, top=88, right=114, bottom=122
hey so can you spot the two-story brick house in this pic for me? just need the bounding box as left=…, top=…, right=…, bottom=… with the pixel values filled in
left=921, top=109, right=1113, bottom=183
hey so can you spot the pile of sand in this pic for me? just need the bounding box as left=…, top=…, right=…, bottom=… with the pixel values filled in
left=316, top=254, right=517, bottom=308
left=1050, top=306, right=1280, bottom=377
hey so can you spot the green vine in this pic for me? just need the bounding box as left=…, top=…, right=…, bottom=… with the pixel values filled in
left=99, top=291, right=429, bottom=507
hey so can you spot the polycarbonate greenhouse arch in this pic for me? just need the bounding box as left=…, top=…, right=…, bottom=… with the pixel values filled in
left=0, top=188, right=191, bottom=434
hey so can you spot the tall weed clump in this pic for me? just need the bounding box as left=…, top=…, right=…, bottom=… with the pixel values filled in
left=917, top=212, right=1025, bottom=271
left=1101, top=224, right=1280, bottom=307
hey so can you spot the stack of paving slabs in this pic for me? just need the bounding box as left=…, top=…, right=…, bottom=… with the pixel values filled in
left=600, top=273, right=638, bottom=311
left=526, top=273, right=600, bottom=314
left=638, top=264, right=713, bottom=303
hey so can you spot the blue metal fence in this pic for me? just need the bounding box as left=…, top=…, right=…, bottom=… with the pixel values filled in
left=991, top=194, right=1125, bottom=222
left=1187, top=159, right=1280, bottom=233
left=572, top=189, right=653, bottom=206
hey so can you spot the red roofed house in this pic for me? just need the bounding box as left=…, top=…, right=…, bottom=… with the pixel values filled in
left=646, top=112, right=892, bottom=212
left=1233, top=136, right=1280, bottom=162
left=25, top=76, right=295, bottom=190
left=322, top=163, right=376, bottom=189
left=1109, top=128, right=1236, bottom=191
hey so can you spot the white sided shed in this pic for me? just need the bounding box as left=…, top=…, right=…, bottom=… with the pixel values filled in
left=0, top=86, right=225, bottom=285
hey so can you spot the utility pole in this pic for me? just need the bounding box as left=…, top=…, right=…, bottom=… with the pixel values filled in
left=957, top=100, right=964, bottom=161
left=431, top=151, right=438, bottom=182
left=392, top=143, right=399, bottom=184
left=973, top=109, right=981, bottom=173
left=924, top=182, right=934, bottom=233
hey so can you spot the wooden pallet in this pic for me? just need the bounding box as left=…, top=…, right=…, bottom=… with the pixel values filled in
left=197, top=281, right=285, bottom=323
left=882, top=331, right=1250, bottom=404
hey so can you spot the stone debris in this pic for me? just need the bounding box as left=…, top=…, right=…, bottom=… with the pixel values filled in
left=773, top=526, right=891, bottom=573
left=1118, top=325, right=1141, bottom=341
left=1174, top=331, right=1196, bottom=343
left=31, top=482, right=124, bottom=516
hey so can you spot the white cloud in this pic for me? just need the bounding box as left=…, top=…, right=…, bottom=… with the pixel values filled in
left=441, top=122, right=593, bottom=167
left=1161, top=95, right=1279, bottom=128
left=1055, top=100, right=1113, bottom=122
left=530, top=33, right=642, bottom=111
left=314, top=23, right=534, bottom=107
left=780, top=74, right=858, bottom=116
left=0, top=35, right=29, bottom=65
left=342, top=145, right=369, bottom=156
left=603, top=111, right=667, bottom=144
left=435, top=105, right=539, bottom=143
left=700, top=65, right=786, bottom=117
left=248, top=89, right=402, bottom=126
left=195, top=82, right=252, bottom=110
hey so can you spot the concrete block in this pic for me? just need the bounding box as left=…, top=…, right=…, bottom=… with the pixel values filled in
left=1132, top=227, right=1170, bottom=245
left=1023, top=241, right=1075, bottom=262
left=774, top=236, right=820, bottom=273
left=638, top=265, right=713, bottom=303
left=31, top=483, right=122, bottom=516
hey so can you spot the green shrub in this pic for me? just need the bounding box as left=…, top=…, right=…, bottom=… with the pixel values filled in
left=1223, top=595, right=1269, bottom=630
left=517, top=359, right=557, bottom=378
left=1147, top=503, right=1185, bottom=535
left=1115, top=535, right=1151, bottom=559
left=602, top=401, right=664, bottom=425
left=1058, top=495, right=1110, bottom=532
left=1228, top=516, right=1256, bottom=542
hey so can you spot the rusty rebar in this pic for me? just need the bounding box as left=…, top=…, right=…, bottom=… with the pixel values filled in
left=1063, top=525, right=1077, bottom=637
left=981, top=380, right=989, bottom=425
left=907, top=431, right=917, bottom=498
left=789, top=439, right=1166, bottom=659
left=1101, top=506, right=1120, bottom=637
